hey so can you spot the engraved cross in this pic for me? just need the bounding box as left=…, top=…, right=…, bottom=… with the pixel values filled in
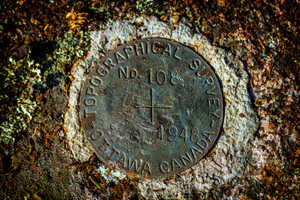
left=135, top=88, right=172, bottom=126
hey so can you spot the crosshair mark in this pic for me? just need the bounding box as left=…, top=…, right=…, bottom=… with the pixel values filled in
left=135, top=88, right=172, bottom=126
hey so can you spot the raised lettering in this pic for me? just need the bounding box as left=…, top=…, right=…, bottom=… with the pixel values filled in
left=119, top=153, right=127, bottom=168
left=201, top=131, right=214, bottom=141
left=84, top=97, right=97, bottom=106
left=142, top=162, right=151, bottom=175
left=119, top=67, right=138, bottom=79
left=90, top=76, right=102, bottom=86
left=190, top=146, right=203, bottom=159
left=205, top=76, right=214, bottom=86
left=91, top=130, right=102, bottom=141
left=191, top=127, right=199, bottom=143
left=135, top=43, right=145, bottom=55
left=84, top=109, right=96, bottom=118
left=157, top=125, right=164, bottom=140
left=196, top=138, right=208, bottom=150
left=130, top=69, right=138, bottom=78
left=115, top=51, right=126, bottom=64
left=103, top=58, right=116, bottom=70
left=160, top=161, right=170, bottom=173
left=173, top=47, right=182, bottom=60
left=167, top=125, right=178, bottom=142
left=180, top=152, right=193, bottom=165
left=156, top=70, right=166, bottom=85
left=148, top=69, right=153, bottom=83
left=196, top=68, right=209, bottom=77
left=209, top=109, right=220, bottom=118
left=171, top=158, right=182, bottom=171
left=96, top=66, right=108, bottom=77
left=163, top=43, right=172, bottom=56
left=190, top=59, right=201, bottom=70
left=119, top=67, right=128, bottom=79
left=152, top=41, right=164, bottom=54
left=86, top=86, right=97, bottom=96
left=208, top=98, right=220, bottom=107
left=98, top=138, right=110, bottom=149
left=170, top=71, right=179, bottom=85
left=206, top=86, right=217, bottom=95
left=109, top=147, right=120, bottom=158
left=145, top=42, right=151, bottom=54
left=179, top=126, right=188, bottom=142
left=124, top=46, right=134, bottom=58
left=128, top=158, right=143, bottom=173
left=210, top=119, right=215, bottom=127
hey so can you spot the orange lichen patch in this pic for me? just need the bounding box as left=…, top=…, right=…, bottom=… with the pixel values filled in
left=250, top=77, right=254, bottom=88
left=219, top=13, right=225, bottom=19
left=45, top=125, right=61, bottom=139
left=66, top=155, right=98, bottom=173
left=224, top=98, right=231, bottom=104
left=170, top=14, right=180, bottom=24
left=44, top=138, right=50, bottom=148
left=86, top=170, right=141, bottom=199
left=32, top=193, right=43, bottom=200
left=254, top=98, right=268, bottom=106
left=66, top=8, right=88, bottom=34
left=111, top=178, right=142, bottom=199
left=217, top=0, right=225, bottom=7
left=193, top=46, right=198, bottom=52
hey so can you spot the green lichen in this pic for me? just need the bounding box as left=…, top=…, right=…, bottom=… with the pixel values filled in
left=90, top=2, right=115, bottom=27
left=0, top=30, right=90, bottom=149
left=0, top=54, right=42, bottom=146
left=96, top=165, right=126, bottom=184
left=136, top=0, right=154, bottom=13
left=185, top=7, right=193, bottom=19
left=46, top=30, right=90, bottom=86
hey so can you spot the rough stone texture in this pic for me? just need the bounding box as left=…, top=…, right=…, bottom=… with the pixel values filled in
left=64, top=16, right=258, bottom=198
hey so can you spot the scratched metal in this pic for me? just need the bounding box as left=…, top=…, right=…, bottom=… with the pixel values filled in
left=79, top=38, right=224, bottom=179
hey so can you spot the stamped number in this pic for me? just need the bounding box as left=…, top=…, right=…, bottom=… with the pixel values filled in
left=157, top=125, right=200, bottom=143
left=148, top=69, right=179, bottom=85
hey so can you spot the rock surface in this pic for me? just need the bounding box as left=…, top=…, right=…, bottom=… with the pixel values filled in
left=64, top=16, right=258, bottom=198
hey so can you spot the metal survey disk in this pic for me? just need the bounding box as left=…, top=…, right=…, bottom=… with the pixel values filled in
left=79, top=38, right=224, bottom=179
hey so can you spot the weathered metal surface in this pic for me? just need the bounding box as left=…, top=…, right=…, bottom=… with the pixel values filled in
left=79, top=38, right=224, bottom=179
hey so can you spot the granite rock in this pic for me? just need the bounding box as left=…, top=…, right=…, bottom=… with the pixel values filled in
left=64, top=16, right=258, bottom=198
